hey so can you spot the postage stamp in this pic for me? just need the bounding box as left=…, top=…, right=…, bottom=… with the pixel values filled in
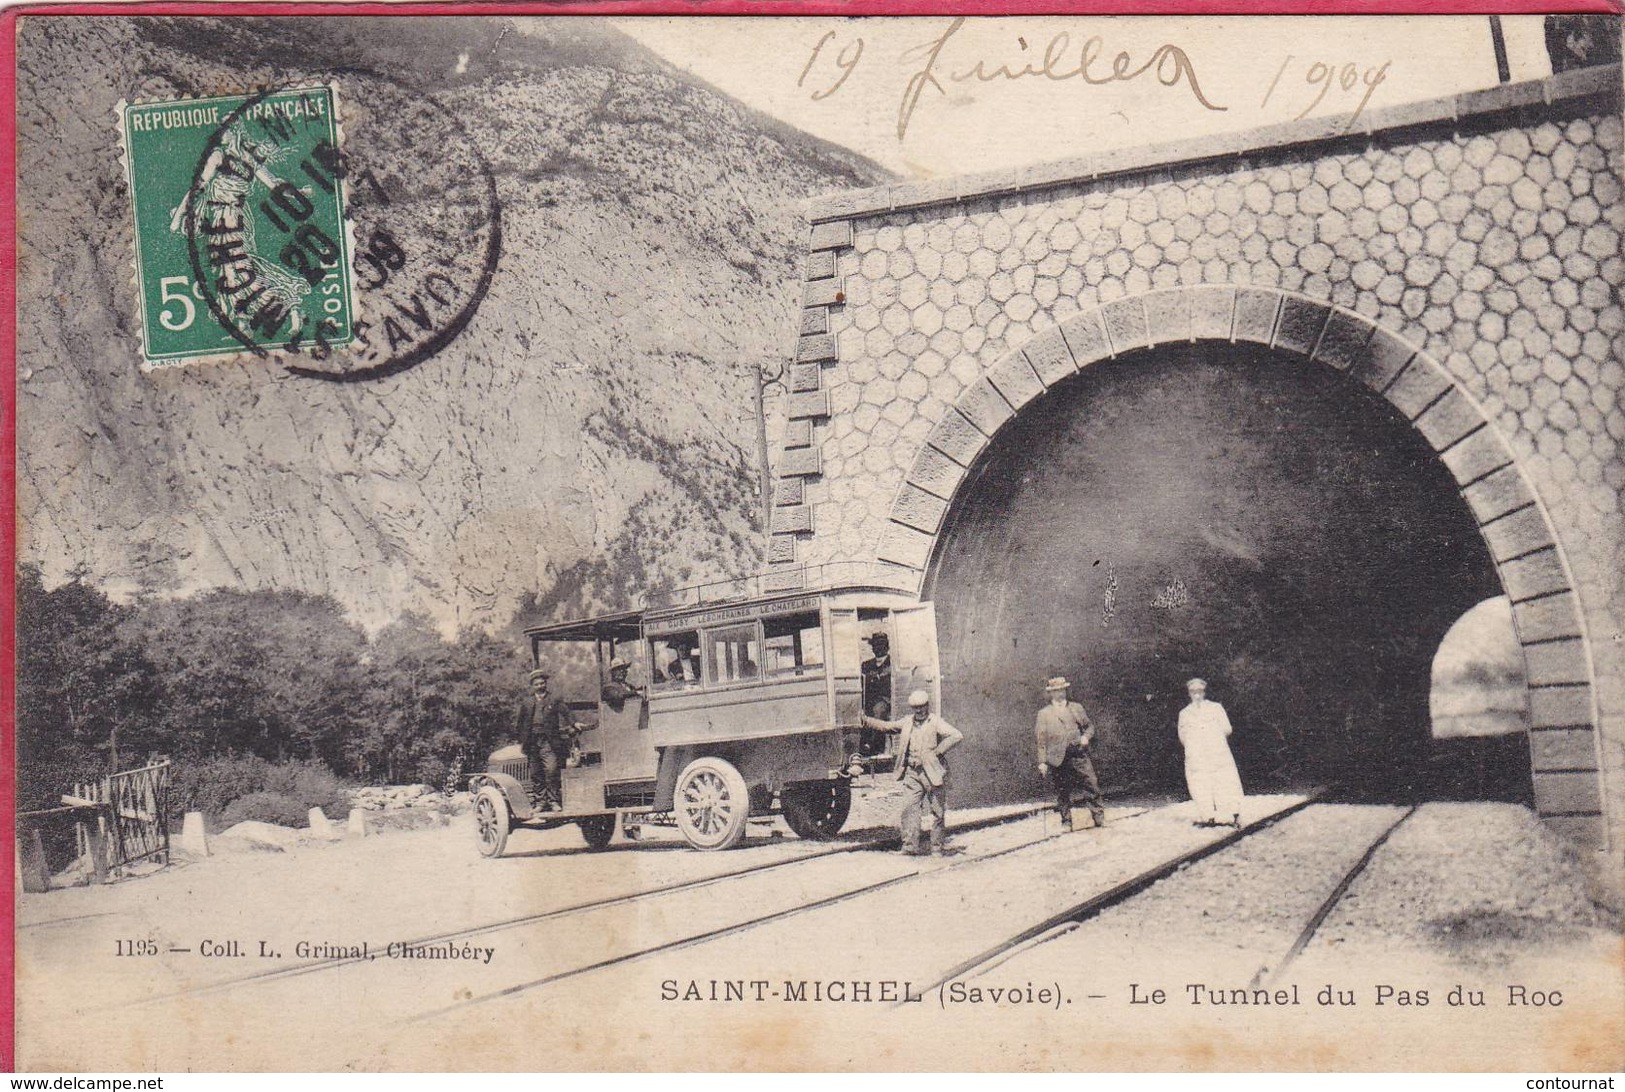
left=119, top=85, right=355, bottom=368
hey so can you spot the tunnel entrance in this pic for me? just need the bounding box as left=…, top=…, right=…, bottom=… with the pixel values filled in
left=925, top=340, right=1529, bottom=808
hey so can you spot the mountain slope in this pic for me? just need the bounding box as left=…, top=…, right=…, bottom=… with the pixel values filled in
left=15, top=15, right=890, bottom=630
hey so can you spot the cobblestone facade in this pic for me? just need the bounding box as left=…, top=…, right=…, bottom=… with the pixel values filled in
left=768, top=66, right=1624, bottom=851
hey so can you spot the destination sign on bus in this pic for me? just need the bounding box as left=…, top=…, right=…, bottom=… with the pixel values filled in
left=645, top=596, right=822, bottom=635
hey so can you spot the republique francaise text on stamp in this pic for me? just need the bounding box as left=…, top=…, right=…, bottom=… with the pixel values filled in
left=119, top=84, right=355, bottom=368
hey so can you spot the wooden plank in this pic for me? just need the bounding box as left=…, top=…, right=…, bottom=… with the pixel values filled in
left=24, top=803, right=102, bottom=819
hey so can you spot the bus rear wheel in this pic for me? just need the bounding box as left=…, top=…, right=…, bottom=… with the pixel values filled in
left=674, top=757, right=751, bottom=850
left=577, top=814, right=617, bottom=850
left=782, top=780, right=852, bottom=840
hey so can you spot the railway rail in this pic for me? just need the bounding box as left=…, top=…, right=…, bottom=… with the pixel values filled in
left=35, top=792, right=1586, bottom=1073
left=929, top=798, right=1420, bottom=1005
left=409, top=799, right=1142, bottom=1022
left=1250, top=804, right=1418, bottom=989
left=401, top=793, right=1333, bottom=1026
left=116, top=791, right=1418, bottom=1057
left=129, top=800, right=1062, bottom=1006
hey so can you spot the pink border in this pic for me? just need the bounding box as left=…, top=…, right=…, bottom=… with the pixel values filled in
left=3, top=0, right=17, bottom=1072
left=0, top=0, right=1618, bottom=13
left=0, top=0, right=1617, bottom=1073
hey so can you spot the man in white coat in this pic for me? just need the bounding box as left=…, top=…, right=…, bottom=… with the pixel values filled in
left=1178, top=678, right=1245, bottom=828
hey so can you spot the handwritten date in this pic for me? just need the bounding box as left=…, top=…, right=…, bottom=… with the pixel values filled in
left=800, top=18, right=1226, bottom=142
left=1261, top=55, right=1390, bottom=128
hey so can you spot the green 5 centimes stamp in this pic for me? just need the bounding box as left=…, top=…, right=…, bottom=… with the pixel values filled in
left=120, top=85, right=355, bottom=367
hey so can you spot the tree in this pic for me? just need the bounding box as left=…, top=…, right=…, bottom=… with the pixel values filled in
left=15, top=564, right=159, bottom=808
left=18, top=565, right=533, bottom=799
left=134, top=588, right=370, bottom=764
left=351, top=614, right=526, bottom=784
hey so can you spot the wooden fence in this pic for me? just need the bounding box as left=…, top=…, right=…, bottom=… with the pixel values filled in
left=72, top=760, right=171, bottom=872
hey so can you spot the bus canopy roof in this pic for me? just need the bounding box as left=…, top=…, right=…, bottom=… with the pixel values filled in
left=523, top=611, right=643, bottom=643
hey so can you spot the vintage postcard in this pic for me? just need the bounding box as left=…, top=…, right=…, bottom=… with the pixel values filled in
left=10, top=8, right=1624, bottom=1074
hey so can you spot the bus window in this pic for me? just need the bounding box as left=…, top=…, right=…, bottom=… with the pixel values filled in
left=651, top=632, right=700, bottom=690
left=763, top=612, right=825, bottom=679
left=707, top=623, right=761, bottom=684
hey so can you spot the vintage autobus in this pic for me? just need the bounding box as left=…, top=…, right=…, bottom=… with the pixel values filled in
left=469, top=577, right=940, bottom=855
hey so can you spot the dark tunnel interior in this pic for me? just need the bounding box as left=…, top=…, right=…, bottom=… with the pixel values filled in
left=925, top=341, right=1531, bottom=809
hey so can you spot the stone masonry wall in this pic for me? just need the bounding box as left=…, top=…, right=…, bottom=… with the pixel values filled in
left=767, top=67, right=1624, bottom=851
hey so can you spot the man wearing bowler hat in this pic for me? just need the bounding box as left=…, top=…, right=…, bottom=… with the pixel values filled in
left=517, top=667, right=575, bottom=811
left=858, top=631, right=894, bottom=755
left=1035, top=677, right=1106, bottom=831
left=861, top=689, right=963, bottom=856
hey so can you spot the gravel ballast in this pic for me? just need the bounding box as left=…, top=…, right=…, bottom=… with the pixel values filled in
left=1309, top=801, right=1615, bottom=965
left=989, top=803, right=1410, bottom=984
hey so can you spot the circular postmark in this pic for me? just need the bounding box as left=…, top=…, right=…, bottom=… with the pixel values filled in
left=179, top=69, right=501, bottom=381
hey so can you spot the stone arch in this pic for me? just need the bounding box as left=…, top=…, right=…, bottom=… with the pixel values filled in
left=877, top=284, right=1605, bottom=844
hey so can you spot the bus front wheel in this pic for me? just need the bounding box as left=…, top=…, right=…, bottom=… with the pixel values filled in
left=474, top=787, right=511, bottom=858
left=674, top=757, right=751, bottom=850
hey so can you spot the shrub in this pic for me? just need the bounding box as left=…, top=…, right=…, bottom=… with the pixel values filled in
left=170, top=755, right=355, bottom=825
left=170, top=754, right=276, bottom=819
left=218, top=791, right=309, bottom=829
left=285, top=762, right=353, bottom=817
left=18, top=749, right=105, bottom=813
left=271, top=760, right=354, bottom=819
left=415, top=755, right=451, bottom=793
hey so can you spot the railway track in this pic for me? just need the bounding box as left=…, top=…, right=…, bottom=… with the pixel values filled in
left=89, top=792, right=1351, bottom=1067
left=930, top=798, right=1419, bottom=1004
left=130, top=799, right=1062, bottom=1006
left=378, top=799, right=1311, bottom=1036
left=1249, top=803, right=1418, bottom=989
left=39, top=793, right=1571, bottom=1071
left=907, top=791, right=1328, bottom=1001
left=408, top=799, right=1137, bottom=1022
left=119, top=790, right=1387, bottom=1066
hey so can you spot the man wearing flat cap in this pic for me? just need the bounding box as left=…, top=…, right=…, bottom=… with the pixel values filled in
left=861, top=689, right=963, bottom=856
left=518, top=667, right=575, bottom=811
left=1035, top=677, right=1106, bottom=831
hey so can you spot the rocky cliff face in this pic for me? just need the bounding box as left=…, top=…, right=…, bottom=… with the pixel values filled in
left=16, top=16, right=889, bottom=631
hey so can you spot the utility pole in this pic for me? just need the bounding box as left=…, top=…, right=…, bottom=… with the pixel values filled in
left=753, top=364, right=773, bottom=553
left=1489, top=15, right=1511, bottom=83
